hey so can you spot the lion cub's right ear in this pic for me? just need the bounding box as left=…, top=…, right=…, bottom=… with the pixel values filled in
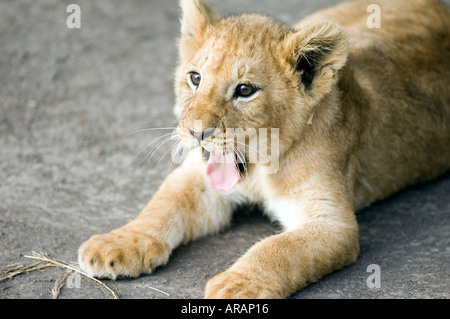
left=179, top=0, right=222, bottom=60
left=283, top=20, right=349, bottom=97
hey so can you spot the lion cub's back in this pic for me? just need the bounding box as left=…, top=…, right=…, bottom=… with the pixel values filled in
left=297, top=0, right=450, bottom=55
left=299, top=0, right=450, bottom=209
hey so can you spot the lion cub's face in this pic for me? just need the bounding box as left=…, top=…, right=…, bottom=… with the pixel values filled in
left=176, top=14, right=294, bottom=159
left=175, top=0, right=348, bottom=174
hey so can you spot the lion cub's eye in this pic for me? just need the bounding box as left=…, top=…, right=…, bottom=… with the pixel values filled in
left=189, top=72, right=201, bottom=87
left=235, top=84, right=258, bottom=98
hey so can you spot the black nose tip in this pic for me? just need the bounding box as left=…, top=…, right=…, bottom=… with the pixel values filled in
left=188, top=127, right=215, bottom=143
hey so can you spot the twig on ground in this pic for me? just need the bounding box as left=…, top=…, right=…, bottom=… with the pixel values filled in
left=23, top=252, right=119, bottom=299
left=2, top=252, right=170, bottom=298
left=148, top=286, right=170, bottom=296
left=0, top=261, right=51, bottom=283
left=52, top=271, right=70, bottom=299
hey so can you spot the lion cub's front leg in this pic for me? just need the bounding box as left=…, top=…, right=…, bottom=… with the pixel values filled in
left=205, top=186, right=359, bottom=299
left=78, top=150, right=235, bottom=279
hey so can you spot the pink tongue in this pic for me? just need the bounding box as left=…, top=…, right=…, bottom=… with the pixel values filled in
left=205, top=152, right=240, bottom=192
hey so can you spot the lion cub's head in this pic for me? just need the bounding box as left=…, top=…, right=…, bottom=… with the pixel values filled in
left=174, top=0, right=348, bottom=191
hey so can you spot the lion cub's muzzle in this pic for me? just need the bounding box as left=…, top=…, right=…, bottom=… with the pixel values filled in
left=185, top=127, right=247, bottom=192
left=188, top=127, right=247, bottom=171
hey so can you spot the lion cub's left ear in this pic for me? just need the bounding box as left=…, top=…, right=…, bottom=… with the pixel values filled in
left=283, top=20, right=349, bottom=95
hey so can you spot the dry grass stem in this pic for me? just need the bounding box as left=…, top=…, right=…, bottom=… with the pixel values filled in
left=23, top=252, right=119, bottom=299
left=2, top=252, right=169, bottom=298
left=148, top=286, right=170, bottom=296
left=52, top=271, right=70, bottom=299
left=0, top=261, right=51, bottom=283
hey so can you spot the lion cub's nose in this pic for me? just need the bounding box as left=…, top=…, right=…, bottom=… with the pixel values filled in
left=188, top=127, right=216, bottom=143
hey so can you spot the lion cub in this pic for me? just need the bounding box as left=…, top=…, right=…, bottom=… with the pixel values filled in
left=78, top=0, right=450, bottom=298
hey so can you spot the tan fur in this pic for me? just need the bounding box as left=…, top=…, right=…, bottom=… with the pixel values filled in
left=78, top=0, right=450, bottom=298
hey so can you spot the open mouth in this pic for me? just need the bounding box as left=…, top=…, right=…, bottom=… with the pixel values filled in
left=202, top=149, right=247, bottom=173
left=202, top=148, right=247, bottom=192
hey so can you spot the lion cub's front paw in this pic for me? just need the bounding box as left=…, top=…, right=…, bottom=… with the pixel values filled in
left=78, top=231, right=170, bottom=279
left=205, top=270, right=278, bottom=299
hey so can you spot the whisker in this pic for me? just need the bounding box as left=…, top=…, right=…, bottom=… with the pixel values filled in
left=234, top=140, right=271, bottom=163
left=156, top=137, right=179, bottom=171
left=146, top=135, right=176, bottom=165
left=133, top=132, right=175, bottom=164
left=164, top=141, right=184, bottom=177
left=233, top=145, right=248, bottom=174
left=128, top=127, right=177, bottom=137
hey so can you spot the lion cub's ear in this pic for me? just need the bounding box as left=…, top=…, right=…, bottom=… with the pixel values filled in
left=283, top=20, right=349, bottom=94
left=179, top=0, right=222, bottom=59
